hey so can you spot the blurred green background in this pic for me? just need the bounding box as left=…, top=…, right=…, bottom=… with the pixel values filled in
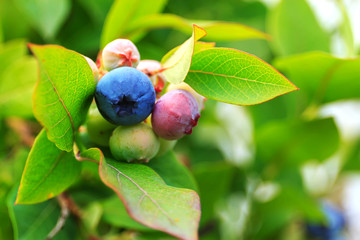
left=1, top=0, right=360, bottom=239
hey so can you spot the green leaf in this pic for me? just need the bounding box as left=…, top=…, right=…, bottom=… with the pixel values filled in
left=192, top=162, right=235, bottom=225
left=0, top=39, right=27, bottom=75
left=194, top=20, right=270, bottom=42
left=267, top=0, right=330, bottom=56
left=0, top=56, right=37, bottom=117
left=256, top=118, right=340, bottom=171
left=99, top=157, right=201, bottom=240
left=77, top=0, right=113, bottom=25
left=147, top=151, right=198, bottom=191
left=16, top=130, right=81, bottom=204
left=125, top=14, right=191, bottom=39
left=274, top=51, right=360, bottom=105
left=14, top=0, right=71, bottom=40
left=162, top=25, right=206, bottom=84
left=255, top=183, right=324, bottom=240
left=185, top=48, right=298, bottom=105
left=30, top=44, right=96, bottom=152
left=161, top=41, right=215, bottom=65
left=8, top=186, right=77, bottom=240
left=126, top=14, right=269, bottom=42
left=100, top=0, right=167, bottom=47
left=194, top=41, right=215, bottom=54
left=101, top=196, right=151, bottom=231
left=337, top=0, right=354, bottom=57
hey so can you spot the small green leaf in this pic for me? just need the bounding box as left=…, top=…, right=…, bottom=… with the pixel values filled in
left=100, top=0, right=167, bottom=47
left=147, top=151, right=198, bottom=191
left=30, top=44, right=96, bottom=152
left=16, top=130, right=81, bottom=204
left=195, top=21, right=270, bottom=41
left=14, top=0, right=71, bottom=40
left=274, top=51, right=360, bottom=105
left=76, top=147, right=103, bottom=164
left=161, top=41, right=214, bottom=65
left=162, top=25, right=206, bottom=84
left=193, top=41, right=215, bottom=54
left=8, top=186, right=77, bottom=240
left=126, top=14, right=269, bottom=42
left=337, top=0, right=355, bottom=57
left=102, top=196, right=151, bottom=231
left=0, top=56, right=37, bottom=117
left=126, top=14, right=191, bottom=38
left=267, top=0, right=330, bottom=56
left=99, top=157, right=201, bottom=240
left=185, top=48, right=298, bottom=105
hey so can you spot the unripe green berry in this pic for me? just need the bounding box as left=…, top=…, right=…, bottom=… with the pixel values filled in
left=109, top=123, right=160, bottom=162
left=155, top=138, right=177, bottom=157
left=86, top=104, right=117, bottom=146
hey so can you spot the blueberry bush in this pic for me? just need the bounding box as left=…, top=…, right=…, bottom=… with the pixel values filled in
left=1, top=0, right=359, bottom=239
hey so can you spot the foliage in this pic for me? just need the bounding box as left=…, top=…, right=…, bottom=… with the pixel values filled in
left=0, top=0, right=359, bottom=239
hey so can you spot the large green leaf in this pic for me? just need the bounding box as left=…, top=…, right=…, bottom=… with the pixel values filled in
left=16, top=130, right=81, bottom=204
left=0, top=56, right=37, bottom=117
left=267, top=0, right=330, bottom=56
left=125, top=14, right=269, bottom=42
left=30, top=44, right=96, bottom=152
left=193, top=161, right=235, bottom=225
left=256, top=118, right=340, bottom=173
left=254, top=183, right=324, bottom=240
left=185, top=48, right=298, bottom=105
left=8, top=186, right=77, bottom=240
left=99, top=157, right=201, bottom=240
left=162, top=25, right=206, bottom=84
left=14, top=0, right=71, bottom=40
left=100, top=0, right=167, bottom=47
left=0, top=39, right=27, bottom=75
left=274, top=51, right=360, bottom=105
left=101, top=196, right=151, bottom=231
left=147, top=151, right=198, bottom=191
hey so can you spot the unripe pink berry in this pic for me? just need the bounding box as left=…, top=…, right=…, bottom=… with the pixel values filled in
left=102, top=39, right=140, bottom=70
left=84, top=56, right=99, bottom=82
left=137, top=60, right=166, bottom=94
left=166, top=82, right=206, bottom=111
left=151, top=89, right=200, bottom=140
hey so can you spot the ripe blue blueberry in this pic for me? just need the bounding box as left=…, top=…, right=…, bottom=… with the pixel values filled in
left=151, top=89, right=200, bottom=140
left=306, top=202, right=346, bottom=239
left=95, top=67, right=156, bottom=126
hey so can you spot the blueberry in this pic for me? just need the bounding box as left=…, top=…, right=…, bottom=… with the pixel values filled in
left=306, top=202, right=346, bottom=239
left=151, top=89, right=200, bottom=140
left=95, top=67, right=155, bottom=126
left=109, top=123, right=160, bottom=162
left=102, top=39, right=140, bottom=70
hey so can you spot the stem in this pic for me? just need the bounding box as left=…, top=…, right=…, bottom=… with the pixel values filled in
left=46, top=193, right=71, bottom=240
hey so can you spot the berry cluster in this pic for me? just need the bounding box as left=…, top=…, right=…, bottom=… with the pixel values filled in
left=86, top=39, right=204, bottom=163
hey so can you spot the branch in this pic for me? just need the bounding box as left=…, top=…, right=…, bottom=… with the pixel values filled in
left=46, top=193, right=82, bottom=239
